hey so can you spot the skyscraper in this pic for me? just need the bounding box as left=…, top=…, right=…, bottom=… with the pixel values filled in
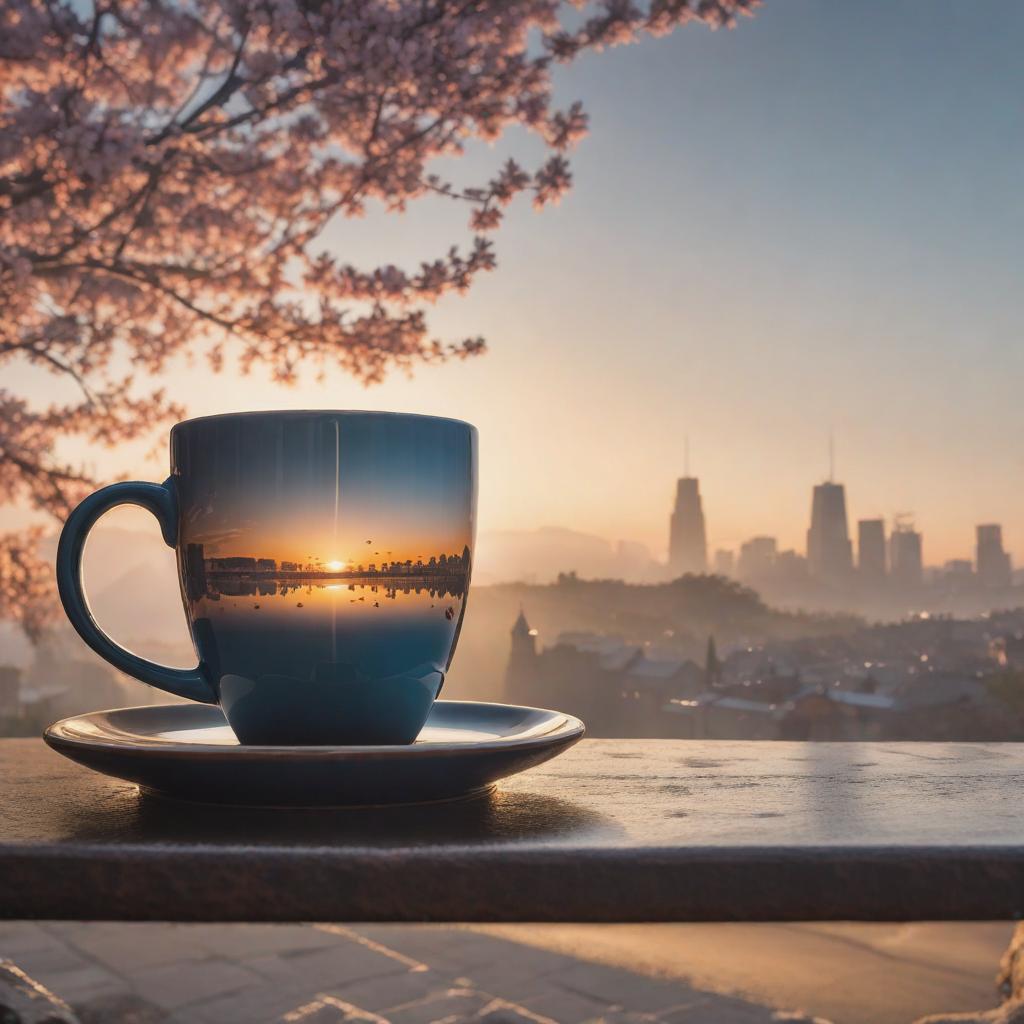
left=890, top=524, right=923, bottom=587
left=976, top=524, right=1012, bottom=587
left=806, top=482, right=853, bottom=580
left=857, top=519, right=886, bottom=581
left=668, top=477, right=707, bottom=576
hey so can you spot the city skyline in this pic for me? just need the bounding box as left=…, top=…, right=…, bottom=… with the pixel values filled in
left=668, top=464, right=1017, bottom=582
left=182, top=537, right=472, bottom=605
left=195, top=547, right=472, bottom=575
left=39, top=460, right=1022, bottom=590
left=187, top=543, right=471, bottom=579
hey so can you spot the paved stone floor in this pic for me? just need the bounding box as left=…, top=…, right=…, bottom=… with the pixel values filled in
left=0, top=922, right=824, bottom=1024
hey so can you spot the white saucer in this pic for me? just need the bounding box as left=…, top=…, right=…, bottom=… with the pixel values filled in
left=44, top=701, right=585, bottom=806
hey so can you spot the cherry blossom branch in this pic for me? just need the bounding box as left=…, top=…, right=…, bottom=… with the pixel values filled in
left=0, top=0, right=760, bottom=639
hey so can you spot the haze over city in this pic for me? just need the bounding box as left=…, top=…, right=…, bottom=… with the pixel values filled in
left=3, top=0, right=1023, bottom=567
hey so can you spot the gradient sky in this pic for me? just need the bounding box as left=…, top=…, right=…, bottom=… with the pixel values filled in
left=7, top=0, right=1024, bottom=566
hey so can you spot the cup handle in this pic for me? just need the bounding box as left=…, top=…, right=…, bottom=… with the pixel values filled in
left=55, top=478, right=218, bottom=704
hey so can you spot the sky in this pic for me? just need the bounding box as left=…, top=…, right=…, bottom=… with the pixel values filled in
left=8, top=0, right=1024, bottom=567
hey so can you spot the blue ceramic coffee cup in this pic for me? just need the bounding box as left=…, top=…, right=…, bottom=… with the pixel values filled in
left=56, top=411, right=477, bottom=745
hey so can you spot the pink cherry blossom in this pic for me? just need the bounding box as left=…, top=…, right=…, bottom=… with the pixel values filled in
left=0, top=0, right=758, bottom=636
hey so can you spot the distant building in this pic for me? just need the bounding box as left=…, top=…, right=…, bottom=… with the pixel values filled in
left=256, top=558, right=277, bottom=572
left=943, top=559, right=973, bottom=581
left=281, top=561, right=300, bottom=572
left=668, top=477, right=707, bottom=576
left=184, top=543, right=207, bottom=601
left=501, top=609, right=1020, bottom=743
left=713, top=549, right=735, bottom=577
left=890, top=525, right=923, bottom=587
left=208, top=556, right=258, bottom=572
left=506, top=609, right=537, bottom=696
left=806, top=482, right=853, bottom=581
left=775, top=549, right=808, bottom=582
left=503, top=617, right=703, bottom=737
left=976, top=524, right=1012, bottom=587
left=185, top=543, right=205, bottom=576
left=780, top=687, right=896, bottom=741
left=737, top=536, right=776, bottom=581
left=857, top=519, right=886, bottom=581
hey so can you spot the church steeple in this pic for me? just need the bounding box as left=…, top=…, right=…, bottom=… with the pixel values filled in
left=512, top=607, right=531, bottom=639
left=510, top=607, right=536, bottom=657
left=505, top=607, right=537, bottom=702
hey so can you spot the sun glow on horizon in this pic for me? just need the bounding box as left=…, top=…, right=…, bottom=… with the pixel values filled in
left=325, top=559, right=346, bottom=572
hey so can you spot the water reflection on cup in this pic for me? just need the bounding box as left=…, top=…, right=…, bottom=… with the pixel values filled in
left=175, top=412, right=477, bottom=745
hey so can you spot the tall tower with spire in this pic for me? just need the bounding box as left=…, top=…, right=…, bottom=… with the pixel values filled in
left=807, top=484, right=853, bottom=580
left=806, top=435, right=853, bottom=582
left=668, top=438, right=707, bottom=576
